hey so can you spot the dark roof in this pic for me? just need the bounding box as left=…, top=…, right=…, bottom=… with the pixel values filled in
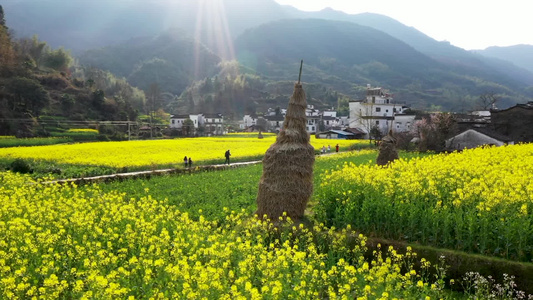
left=455, top=128, right=513, bottom=142
left=344, top=127, right=366, bottom=135
left=265, top=115, right=285, bottom=121
left=318, top=130, right=354, bottom=136
left=204, top=113, right=223, bottom=118
left=492, top=101, right=533, bottom=113
left=171, top=114, right=190, bottom=119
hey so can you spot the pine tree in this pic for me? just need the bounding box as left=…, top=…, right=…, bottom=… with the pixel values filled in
left=0, top=5, right=6, bottom=28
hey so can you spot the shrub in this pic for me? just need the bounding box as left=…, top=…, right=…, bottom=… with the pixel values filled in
left=10, top=159, right=32, bottom=174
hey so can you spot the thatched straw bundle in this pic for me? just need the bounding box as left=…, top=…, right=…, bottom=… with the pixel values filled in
left=376, top=130, right=399, bottom=166
left=256, top=82, right=315, bottom=221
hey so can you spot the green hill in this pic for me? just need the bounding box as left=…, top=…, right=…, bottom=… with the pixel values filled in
left=234, top=18, right=531, bottom=110
left=79, top=30, right=221, bottom=96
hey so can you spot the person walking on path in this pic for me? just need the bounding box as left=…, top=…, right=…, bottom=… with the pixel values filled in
left=224, top=150, right=231, bottom=165
left=188, top=157, right=192, bottom=168
left=335, top=144, right=339, bottom=152
left=321, top=145, right=326, bottom=154
left=327, top=145, right=331, bottom=152
left=184, top=156, right=188, bottom=167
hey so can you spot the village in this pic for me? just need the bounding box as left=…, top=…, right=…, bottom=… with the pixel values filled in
left=169, top=84, right=533, bottom=151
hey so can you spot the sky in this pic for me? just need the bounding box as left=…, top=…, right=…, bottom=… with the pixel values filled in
left=273, top=0, right=532, bottom=50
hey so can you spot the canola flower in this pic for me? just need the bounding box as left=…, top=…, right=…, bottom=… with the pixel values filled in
left=66, top=129, right=99, bottom=133
left=316, top=144, right=533, bottom=261
left=0, top=136, right=364, bottom=169
left=0, top=171, right=451, bottom=299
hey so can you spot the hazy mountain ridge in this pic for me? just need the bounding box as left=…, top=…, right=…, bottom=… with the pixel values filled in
left=79, top=30, right=221, bottom=95
left=4, top=0, right=533, bottom=112
left=234, top=18, right=529, bottom=110
left=474, top=45, right=533, bottom=74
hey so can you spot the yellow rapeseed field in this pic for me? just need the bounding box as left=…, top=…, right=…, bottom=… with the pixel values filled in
left=0, top=171, right=448, bottom=299
left=0, top=136, right=364, bottom=168
left=316, top=143, right=533, bottom=260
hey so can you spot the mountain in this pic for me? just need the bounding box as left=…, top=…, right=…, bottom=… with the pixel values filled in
left=79, top=29, right=221, bottom=96
left=2, top=0, right=288, bottom=55
left=281, top=8, right=533, bottom=87
left=4, top=0, right=533, bottom=112
left=474, top=45, right=533, bottom=74
left=235, top=18, right=530, bottom=110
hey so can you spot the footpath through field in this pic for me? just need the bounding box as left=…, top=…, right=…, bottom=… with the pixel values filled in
left=43, top=151, right=341, bottom=185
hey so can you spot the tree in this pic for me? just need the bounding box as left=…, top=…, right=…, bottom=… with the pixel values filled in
left=369, top=125, right=383, bottom=142
left=147, top=83, right=161, bottom=138
left=17, top=35, right=47, bottom=68
left=43, top=47, right=72, bottom=72
left=413, top=112, right=457, bottom=152
left=8, top=77, right=50, bottom=116
left=0, top=5, right=6, bottom=28
left=478, top=91, right=498, bottom=110
left=0, top=22, right=16, bottom=75
left=182, top=118, right=194, bottom=136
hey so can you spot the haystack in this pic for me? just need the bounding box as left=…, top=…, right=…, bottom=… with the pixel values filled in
left=256, top=64, right=315, bottom=221
left=376, top=130, right=399, bottom=166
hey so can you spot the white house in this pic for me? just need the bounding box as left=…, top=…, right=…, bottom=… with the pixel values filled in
left=349, top=84, right=414, bottom=138
left=204, top=113, right=224, bottom=135
left=240, top=114, right=258, bottom=130
left=169, top=114, right=190, bottom=129
left=265, top=115, right=285, bottom=132
left=170, top=113, right=224, bottom=135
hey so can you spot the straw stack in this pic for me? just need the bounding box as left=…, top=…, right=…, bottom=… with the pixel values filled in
left=255, top=82, right=315, bottom=221
left=376, top=130, right=399, bottom=166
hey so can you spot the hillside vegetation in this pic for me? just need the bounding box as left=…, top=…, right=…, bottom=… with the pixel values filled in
left=0, top=19, right=146, bottom=137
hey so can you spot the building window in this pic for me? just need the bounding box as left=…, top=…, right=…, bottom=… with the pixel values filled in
left=376, top=107, right=381, bottom=112
left=386, top=99, right=390, bottom=104
left=386, top=109, right=389, bottom=113
left=393, top=108, right=397, bottom=112
left=372, top=97, right=375, bottom=103
left=376, top=121, right=379, bottom=125
left=312, top=126, right=315, bottom=131
left=172, top=120, right=175, bottom=124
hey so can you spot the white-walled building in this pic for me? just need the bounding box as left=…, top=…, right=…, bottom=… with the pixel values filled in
left=240, top=114, right=258, bottom=129
left=349, top=84, right=415, bottom=137
left=204, top=113, right=224, bottom=135
left=170, top=113, right=224, bottom=135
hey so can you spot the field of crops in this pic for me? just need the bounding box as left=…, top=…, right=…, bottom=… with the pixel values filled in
left=0, top=152, right=460, bottom=299
left=315, top=144, right=533, bottom=262
left=1, top=135, right=531, bottom=298
left=0, top=135, right=365, bottom=170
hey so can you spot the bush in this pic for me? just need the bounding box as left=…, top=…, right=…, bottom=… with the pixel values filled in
left=10, top=159, right=32, bottom=174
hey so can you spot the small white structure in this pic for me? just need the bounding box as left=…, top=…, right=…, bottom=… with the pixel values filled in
left=169, top=114, right=190, bottom=129
left=240, top=114, right=258, bottom=129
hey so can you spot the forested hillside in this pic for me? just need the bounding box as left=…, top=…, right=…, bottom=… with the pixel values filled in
left=3, top=0, right=533, bottom=115
left=234, top=19, right=532, bottom=110
left=79, top=30, right=221, bottom=96
left=0, top=9, right=146, bottom=137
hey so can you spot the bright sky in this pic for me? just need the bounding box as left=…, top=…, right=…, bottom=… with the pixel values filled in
left=274, top=0, right=532, bottom=50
